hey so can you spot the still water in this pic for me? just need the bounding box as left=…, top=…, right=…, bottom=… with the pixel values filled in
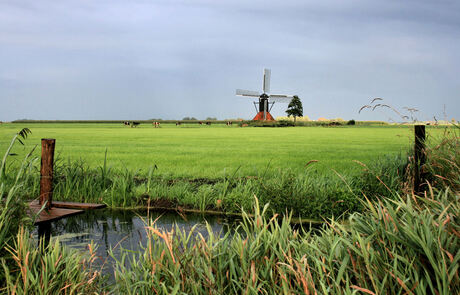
left=34, top=208, right=238, bottom=278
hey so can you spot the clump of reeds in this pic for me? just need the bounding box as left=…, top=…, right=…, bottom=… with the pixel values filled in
left=111, top=188, right=459, bottom=294
left=0, top=129, right=35, bottom=286
left=424, top=125, right=459, bottom=193
left=1, top=151, right=408, bottom=220
left=2, top=227, right=106, bottom=294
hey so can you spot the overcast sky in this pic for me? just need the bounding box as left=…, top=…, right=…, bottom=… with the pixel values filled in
left=1, top=0, right=459, bottom=121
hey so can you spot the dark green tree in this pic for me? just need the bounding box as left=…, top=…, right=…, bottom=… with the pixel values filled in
left=286, top=95, right=303, bottom=124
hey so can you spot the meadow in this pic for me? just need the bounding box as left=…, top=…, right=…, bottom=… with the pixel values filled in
left=0, top=122, right=435, bottom=178
left=0, top=122, right=449, bottom=219
left=0, top=122, right=458, bottom=294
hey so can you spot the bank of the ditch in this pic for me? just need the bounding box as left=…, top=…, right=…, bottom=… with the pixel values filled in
left=1, top=153, right=407, bottom=220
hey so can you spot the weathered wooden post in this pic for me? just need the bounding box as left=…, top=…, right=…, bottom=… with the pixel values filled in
left=39, top=139, right=55, bottom=210
left=414, top=125, right=426, bottom=193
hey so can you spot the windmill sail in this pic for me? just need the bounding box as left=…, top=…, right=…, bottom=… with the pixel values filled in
left=236, top=68, right=296, bottom=121
left=263, top=68, right=271, bottom=93
left=269, top=94, right=294, bottom=102
left=236, top=89, right=260, bottom=97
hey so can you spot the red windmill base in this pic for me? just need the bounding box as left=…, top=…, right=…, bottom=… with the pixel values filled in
left=253, top=111, right=275, bottom=121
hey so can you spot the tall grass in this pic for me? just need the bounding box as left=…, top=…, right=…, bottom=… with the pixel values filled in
left=0, top=153, right=406, bottom=220
left=0, top=126, right=458, bottom=294
left=424, top=125, right=459, bottom=193
left=112, top=188, right=459, bottom=294
left=0, top=129, right=36, bottom=287
left=2, top=227, right=106, bottom=294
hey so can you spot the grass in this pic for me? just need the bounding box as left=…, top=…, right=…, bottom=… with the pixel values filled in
left=0, top=124, right=458, bottom=294
left=1, top=152, right=407, bottom=219
left=0, top=122, right=450, bottom=219
left=2, top=228, right=105, bottom=294
left=0, top=123, right=435, bottom=178
left=111, top=191, right=459, bottom=294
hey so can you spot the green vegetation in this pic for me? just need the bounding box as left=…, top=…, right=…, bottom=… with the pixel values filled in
left=2, top=229, right=104, bottom=294
left=1, top=123, right=429, bottom=178
left=0, top=153, right=405, bottom=219
left=112, top=191, right=458, bottom=294
left=285, top=95, right=303, bottom=123
left=0, top=123, right=450, bottom=219
left=0, top=123, right=458, bottom=294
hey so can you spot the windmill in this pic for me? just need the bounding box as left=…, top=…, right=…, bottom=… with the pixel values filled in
left=236, top=68, right=295, bottom=121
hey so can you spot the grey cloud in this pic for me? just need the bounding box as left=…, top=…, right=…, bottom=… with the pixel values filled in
left=0, top=0, right=459, bottom=121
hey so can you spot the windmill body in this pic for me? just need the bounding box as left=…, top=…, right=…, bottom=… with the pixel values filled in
left=236, top=69, right=294, bottom=121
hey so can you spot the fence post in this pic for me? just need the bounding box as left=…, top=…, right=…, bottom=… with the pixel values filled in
left=39, top=139, right=55, bottom=209
left=414, top=125, right=426, bottom=193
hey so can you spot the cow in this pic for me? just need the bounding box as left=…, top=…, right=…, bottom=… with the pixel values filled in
left=198, top=121, right=203, bottom=125
left=176, top=122, right=182, bottom=126
left=226, top=121, right=233, bottom=126
left=131, top=121, right=140, bottom=128
left=206, top=122, right=211, bottom=126
left=153, top=121, right=161, bottom=128
left=123, top=121, right=130, bottom=126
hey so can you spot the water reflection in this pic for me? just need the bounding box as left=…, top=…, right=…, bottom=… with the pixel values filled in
left=33, top=209, right=238, bottom=277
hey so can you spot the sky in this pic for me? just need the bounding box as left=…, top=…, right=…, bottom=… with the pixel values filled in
left=1, top=0, right=459, bottom=122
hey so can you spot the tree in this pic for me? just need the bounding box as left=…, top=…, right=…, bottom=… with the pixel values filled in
left=286, top=95, right=303, bottom=124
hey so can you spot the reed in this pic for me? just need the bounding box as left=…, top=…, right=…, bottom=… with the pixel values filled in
left=0, top=126, right=458, bottom=294
left=2, top=227, right=106, bottom=294
left=0, top=129, right=36, bottom=287
left=112, top=188, right=459, bottom=294
left=424, top=125, right=459, bottom=192
left=0, top=153, right=406, bottom=220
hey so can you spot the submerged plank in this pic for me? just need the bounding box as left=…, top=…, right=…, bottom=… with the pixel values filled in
left=51, top=201, right=106, bottom=210
left=29, top=201, right=83, bottom=224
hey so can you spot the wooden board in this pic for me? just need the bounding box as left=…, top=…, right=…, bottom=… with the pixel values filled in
left=51, top=201, right=106, bottom=210
left=29, top=201, right=83, bottom=225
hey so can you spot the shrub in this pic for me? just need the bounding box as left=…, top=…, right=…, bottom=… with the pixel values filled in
left=347, top=119, right=356, bottom=125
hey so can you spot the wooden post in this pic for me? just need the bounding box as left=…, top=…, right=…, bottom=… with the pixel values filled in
left=414, top=125, right=426, bottom=193
left=38, top=222, right=51, bottom=246
left=39, top=139, right=55, bottom=209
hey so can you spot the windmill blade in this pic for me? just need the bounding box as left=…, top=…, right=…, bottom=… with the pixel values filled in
left=236, top=89, right=260, bottom=97
left=269, top=94, right=294, bottom=102
left=263, top=68, right=271, bottom=93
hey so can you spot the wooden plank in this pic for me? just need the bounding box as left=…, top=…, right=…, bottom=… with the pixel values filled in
left=29, top=201, right=83, bottom=225
left=52, top=201, right=106, bottom=210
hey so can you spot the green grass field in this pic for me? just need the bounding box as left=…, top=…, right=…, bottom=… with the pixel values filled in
left=0, top=123, right=444, bottom=178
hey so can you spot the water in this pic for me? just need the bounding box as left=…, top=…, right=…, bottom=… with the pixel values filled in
left=34, top=208, right=239, bottom=279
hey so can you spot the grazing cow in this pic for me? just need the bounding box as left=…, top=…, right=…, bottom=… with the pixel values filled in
left=226, top=121, right=233, bottom=126
left=206, top=122, right=211, bottom=126
left=123, top=121, right=130, bottom=126
left=153, top=121, right=161, bottom=128
left=176, top=122, right=182, bottom=126
left=198, top=121, right=203, bottom=125
left=131, top=121, right=140, bottom=128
